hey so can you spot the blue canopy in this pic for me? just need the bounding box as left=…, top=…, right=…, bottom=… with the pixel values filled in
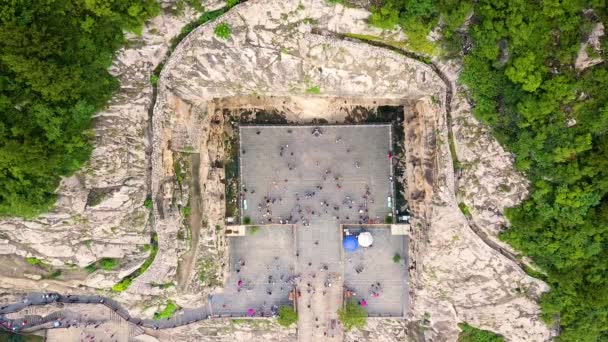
left=343, top=235, right=359, bottom=252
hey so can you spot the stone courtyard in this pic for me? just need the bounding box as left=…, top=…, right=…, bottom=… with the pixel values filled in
left=217, top=124, right=409, bottom=340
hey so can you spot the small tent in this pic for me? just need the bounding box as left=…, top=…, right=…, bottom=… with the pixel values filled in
left=358, top=232, right=373, bottom=247
left=343, top=235, right=359, bottom=252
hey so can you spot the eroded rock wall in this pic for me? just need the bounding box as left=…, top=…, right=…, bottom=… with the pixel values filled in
left=0, top=3, right=199, bottom=288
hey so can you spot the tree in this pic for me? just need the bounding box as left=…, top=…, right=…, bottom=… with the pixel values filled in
left=0, top=0, right=159, bottom=218
left=458, top=323, right=505, bottom=342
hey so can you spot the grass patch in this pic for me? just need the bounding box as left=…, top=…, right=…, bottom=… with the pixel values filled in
left=345, top=33, right=433, bottom=61
left=458, top=323, right=505, bottom=342
left=458, top=202, right=471, bottom=219
left=338, top=301, right=367, bottom=331
left=198, top=256, right=221, bottom=287
left=277, top=306, right=298, bottom=327
left=214, top=22, right=231, bottom=40
left=26, top=257, right=50, bottom=268
left=182, top=206, right=191, bottom=218
left=99, top=258, right=119, bottom=271
left=153, top=300, right=179, bottom=320
left=248, top=226, right=260, bottom=235
left=45, top=269, right=62, bottom=280
left=112, top=233, right=158, bottom=292
left=223, top=126, right=240, bottom=219
left=306, top=85, right=320, bottom=94
left=144, top=197, right=153, bottom=209
left=84, top=264, right=97, bottom=273
left=173, top=156, right=187, bottom=188
left=448, top=132, right=462, bottom=171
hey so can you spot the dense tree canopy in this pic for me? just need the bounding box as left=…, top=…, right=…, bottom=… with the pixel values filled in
left=0, top=0, right=158, bottom=217
left=372, top=0, right=608, bottom=340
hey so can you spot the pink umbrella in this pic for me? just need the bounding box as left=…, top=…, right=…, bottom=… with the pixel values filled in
left=247, top=308, right=255, bottom=316
left=237, top=280, right=243, bottom=288
left=360, top=300, right=368, bottom=307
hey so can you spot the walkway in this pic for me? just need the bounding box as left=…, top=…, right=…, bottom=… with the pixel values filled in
left=0, top=293, right=211, bottom=333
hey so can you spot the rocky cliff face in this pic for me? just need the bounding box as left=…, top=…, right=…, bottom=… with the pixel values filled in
left=0, top=3, right=198, bottom=288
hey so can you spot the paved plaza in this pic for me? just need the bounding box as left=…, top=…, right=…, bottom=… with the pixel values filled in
left=240, top=125, right=394, bottom=227
left=215, top=125, right=407, bottom=339
left=211, top=226, right=295, bottom=317
left=343, top=226, right=408, bottom=317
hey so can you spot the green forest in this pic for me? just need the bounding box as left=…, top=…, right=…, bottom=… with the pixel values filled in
left=371, top=0, right=608, bottom=340
left=0, top=0, right=159, bottom=217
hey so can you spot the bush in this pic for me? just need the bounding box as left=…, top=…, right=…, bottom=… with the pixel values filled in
left=111, top=279, right=132, bottom=292
left=277, top=306, right=298, bottom=327
left=26, top=257, right=49, bottom=268
left=226, top=0, right=240, bottom=8
left=144, top=198, right=153, bottom=209
left=153, top=300, right=179, bottom=320
left=384, top=215, right=393, bottom=224
left=337, top=301, right=367, bottom=331
left=214, top=22, right=231, bottom=39
left=99, top=258, right=119, bottom=271
left=458, top=202, right=471, bottom=218
left=45, top=269, right=62, bottom=280
left=458, top=323, right=504, bottom=342
left=112, top=233, right=158, bottom=292
left=243, top=216, right=252, bottom=225
left=84, top=264, right=97, bottom=273
left=393, top=253, right=401, bottom=263
left=306, top=86, right=320, bottom=94
left=182, top=206, right=191, bottom=218
left=249, top=226, right=260, bottom=235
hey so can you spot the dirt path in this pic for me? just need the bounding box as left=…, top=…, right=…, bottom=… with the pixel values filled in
left=176, top=154, right=202, bottom=289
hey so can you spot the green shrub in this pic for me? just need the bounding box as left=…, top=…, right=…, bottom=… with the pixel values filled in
left=458, top=202, right=471, bottom=218
left=393, top=253, right=401, bottom=263
left=45, top=269, right=62, bottom=280
left=111, top=279, right=132, bottom=292
left=277, top=306, right=298, bottom=327
left=243, top=216, right=252, bottom=225
left=214, top=22, right=231, bottom=40
left=384, top=215, right=393, bottom=224
left=153, top=300, right=179, bottom=320
left=99, top=258, right=119, bottom=271
left=306, top=86, right=320, bottom=94
left=182, top=206, right=191, bottom=218
left=112, top=233, right=158, bottom=292
left=249, top=226, right=260, bottom=235
left=226, top=0, right=240, bottom=8
left=458, top=323, right=504, bottom=342
left=84, top=264, right=97, bottom=273
left=337, top=301, right=367, bottom=331
left=144, top=198, right=153, bottom=209
left=26, top=257, right=49, bottom=268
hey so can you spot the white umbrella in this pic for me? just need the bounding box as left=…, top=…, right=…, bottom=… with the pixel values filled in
left=358, top=232, right=373, bottom=247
